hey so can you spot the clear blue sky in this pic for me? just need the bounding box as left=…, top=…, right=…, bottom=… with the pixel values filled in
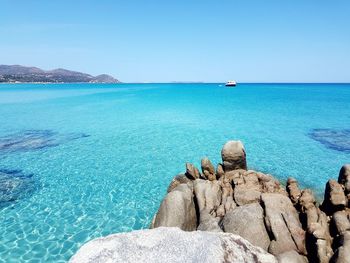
left=1, top=0, right=349, bottom=82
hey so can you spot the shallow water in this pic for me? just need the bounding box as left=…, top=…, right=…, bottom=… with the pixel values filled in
left=0, top=83, right=349, bottom=262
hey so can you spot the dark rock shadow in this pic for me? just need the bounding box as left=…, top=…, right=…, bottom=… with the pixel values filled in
left=308, top=129, right=350, bottom=153
left=0, top=169, right=39, bottom=208
left=0, top=130, right=90, bottom=153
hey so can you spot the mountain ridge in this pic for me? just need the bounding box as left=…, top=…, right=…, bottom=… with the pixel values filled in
left=0, top=65, right=120, bottom=83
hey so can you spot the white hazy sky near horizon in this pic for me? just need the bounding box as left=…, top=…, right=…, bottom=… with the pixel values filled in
left=0, top=0, right=349, bottom=83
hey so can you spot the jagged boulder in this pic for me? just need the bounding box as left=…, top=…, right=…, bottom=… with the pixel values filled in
left=262, top=193, right=306, bottom=256
left=69, top=227, right=278, bottom=263
left=221, top=140, right=247, bottom=171
left=167, top=174, right=192, bottom=193
left=229, top=170, right=262, bottom=205
left=151, top=184, right=197, bottom=231
left=299, top=189, right=333, bottom=263
left=287, top=177, right=302, bottom=205
left=222, top=203, right=270, bottom=250
left=219, top=176, right=236, bottom=215
left=332, top=210, right=350, bottom=236
left=185, top=163, right=200, bottom=180
left=216, top=163, right=225, bottom=179
left=201, top=158, right=216, bottom=181
left=322, top=180, right=347, bottom=215
left=299, top=189, right=316, bottom=212
left=257, top=172, right=286, bottom=194
left=331, top=231, right=350, bottom=263
left=234, top=187, right=261, bottom=206
left=339, top=165, right=350, bottom=193
left=193, top=179, right=222, bottom=214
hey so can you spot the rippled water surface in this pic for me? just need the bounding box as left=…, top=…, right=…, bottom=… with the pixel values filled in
left=0, top=83, right=349, bottom=262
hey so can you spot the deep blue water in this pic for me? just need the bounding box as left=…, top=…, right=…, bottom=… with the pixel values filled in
left=0, top=83, right=349, bottom=262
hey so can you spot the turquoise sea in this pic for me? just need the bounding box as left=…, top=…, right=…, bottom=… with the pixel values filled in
left=0, top=83, right=349, bottom=262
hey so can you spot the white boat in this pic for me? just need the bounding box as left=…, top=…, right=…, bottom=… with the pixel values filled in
left=225, top=80, right=236, bottom=87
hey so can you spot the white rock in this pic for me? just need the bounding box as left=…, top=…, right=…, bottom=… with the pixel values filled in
left=70, top=227, right=277, bottom=263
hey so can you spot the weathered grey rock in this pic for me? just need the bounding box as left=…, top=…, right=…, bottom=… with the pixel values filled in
left=201, top=157, right=216, bottom=181
left=276, top=250, right=308, bottom=263
left=323, top=180, right=347, bottom=214
left=151, top=184, right=197, bottom=231
left=197, top=212, right=222, bottom=232
left=225, top=170, right=245, bottom=185
left=257, top=173, right=286, bottom=194
left=333, top=210, right=350, bottom=236
left=216, top=204, right=226, bottom=217
left=167, top=174, right=192, bottom=193
left=287, top=177, right=302, bottom=205
left=70, top=227, right=278, bottom=263
left=193, top=179, right=222, bottom=213
left=221, top=140, right=247, bottom=171
left=185, top=163, right=200, bottom=180
left=339, top=164, right=350, bottom=193
left=331, top=231, right=350, bottom=263
left=233, top=186, right=261, bottom=206
left=216, top=163, right=225, bottom=179
left=299, top=189, right=316, bottom=212
left=299, top=189, right=333, bottom=263
left=220, top=176, right=235, bottom=215
left=314, top=238, right=333, bottom=263
left=262, top=193, right=306, bottom=256
left=224, top=196, right=236, bottom=212
left=223, top=203, right=270, bottom=251
left=304, top=209, right=333, bottom=262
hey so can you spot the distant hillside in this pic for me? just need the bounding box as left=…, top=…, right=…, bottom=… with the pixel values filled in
left=0, top=65, right=120, bottom=83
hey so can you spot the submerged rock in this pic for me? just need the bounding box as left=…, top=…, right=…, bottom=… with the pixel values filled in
left=0, top=130, right=89, bottom=152
left=0, top=169, right=37, bottom=208
left=70, top=227, right=277, bottom=263
left=308, top=129, right=350, bottom=153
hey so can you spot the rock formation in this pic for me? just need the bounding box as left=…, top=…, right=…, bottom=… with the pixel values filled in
left=70, top=140, right=350, bottom=263
left=150, top=140, right=350, bottom=263
left=151, top=184, right=197, bottom=231
left=70, top=227, right=277, bottom=263
left=0, top=169, right=37, bottom=208
left=0, top=130, right=89, bottom=153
